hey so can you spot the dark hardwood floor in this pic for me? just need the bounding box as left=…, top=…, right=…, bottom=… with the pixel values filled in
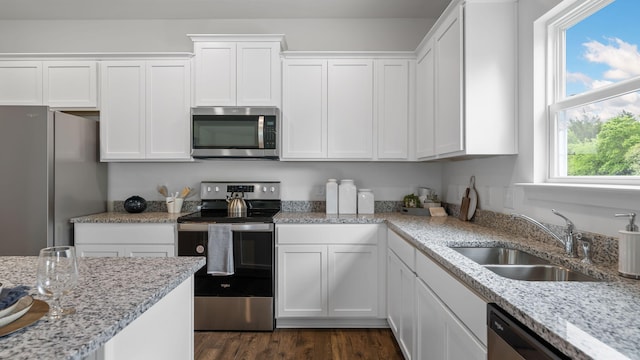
left=194, top=329, right=404, bottom=360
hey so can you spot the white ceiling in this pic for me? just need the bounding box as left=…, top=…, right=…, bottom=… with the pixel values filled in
left=0, top=0, right=451, bottom=20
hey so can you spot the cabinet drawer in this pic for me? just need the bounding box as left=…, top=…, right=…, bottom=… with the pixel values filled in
left=387, top=229, right=415, bottom=270
left=277, top=224, right=379, bottom=245
left=75, top=223, right=176, bottom=245
left=416, top=250, right=487, bottom=345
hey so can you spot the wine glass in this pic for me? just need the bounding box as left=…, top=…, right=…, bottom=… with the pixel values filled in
left=36, top=246, right=79, bottom=319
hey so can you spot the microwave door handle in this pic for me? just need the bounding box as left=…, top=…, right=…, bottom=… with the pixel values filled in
left=258, top=115, right=265, bottom=149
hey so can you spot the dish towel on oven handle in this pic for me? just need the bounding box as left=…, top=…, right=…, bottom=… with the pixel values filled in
left=207, top=224, right=235, bottom=276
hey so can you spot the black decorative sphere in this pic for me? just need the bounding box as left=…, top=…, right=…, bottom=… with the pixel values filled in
left=124, top=195, right=147, bottom=213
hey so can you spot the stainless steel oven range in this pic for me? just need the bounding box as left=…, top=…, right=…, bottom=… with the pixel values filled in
left=177, top=181, right=280, bottom=331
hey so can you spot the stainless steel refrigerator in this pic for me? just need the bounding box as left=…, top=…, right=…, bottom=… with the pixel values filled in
left=0, top=106, right=107, bottom=255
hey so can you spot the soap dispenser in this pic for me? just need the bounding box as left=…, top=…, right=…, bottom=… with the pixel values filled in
left=615, top=212, right=640, bottom=279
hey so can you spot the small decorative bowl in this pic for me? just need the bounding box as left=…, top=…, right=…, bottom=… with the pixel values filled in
left=123, top=196, right=147, bottom=213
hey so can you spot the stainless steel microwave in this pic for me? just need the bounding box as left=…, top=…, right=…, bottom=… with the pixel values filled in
left=191, top=107, right=279, bottom=159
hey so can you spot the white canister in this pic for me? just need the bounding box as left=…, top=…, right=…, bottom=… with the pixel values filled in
left=619, top=230, right=640, bottom=278
left=338, top=179, right=357, bottom=214
left=326, top=179, right=338, bottom=214
left=357, top=189, right=374, bottom=214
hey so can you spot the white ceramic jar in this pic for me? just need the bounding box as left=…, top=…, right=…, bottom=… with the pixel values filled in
left=326, top=179, right=338, bottom=214
left=338, top=179, right=357, bottom=214
left=357, top=189, right=374, bottom=214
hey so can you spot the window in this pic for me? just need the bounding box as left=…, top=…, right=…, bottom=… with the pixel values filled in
left=548, top=0, right=640, bottom=183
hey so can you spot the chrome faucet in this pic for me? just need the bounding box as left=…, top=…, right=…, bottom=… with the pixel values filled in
left=511, top=209, right=582, bottom=258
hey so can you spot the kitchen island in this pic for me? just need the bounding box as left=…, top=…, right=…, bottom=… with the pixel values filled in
left=0, top=256, right=204, bottom=360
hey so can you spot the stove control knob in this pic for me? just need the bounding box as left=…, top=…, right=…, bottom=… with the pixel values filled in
left=262, top=186, right=267, bottom=192
left=206, top=186, right=211, bottom=192
left=270, top=186, right=276, bottom=193
left=196, top=245, right=205, bottom=254
left=215, top=186, right=220, bottom=192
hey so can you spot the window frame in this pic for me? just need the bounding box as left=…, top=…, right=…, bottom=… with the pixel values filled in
left=546, top=0, right=640, bottom=185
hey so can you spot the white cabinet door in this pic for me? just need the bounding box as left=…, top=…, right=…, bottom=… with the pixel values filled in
left=193, top=42, right=237, bottom=106
left=100, top=61, right=146, bottom=160
left=277, top=245, right=328, bottom=317
left=376, top=60, right=411, bottom=160
left=0, top=61, right=43, bottom=105
left=416, top=278, right=445, bottom=360
left=281, top=59, right=328, bottom=159
left=145, top=60, right=191, bottom=160
left=237, top=42, right=281, bottom=106
left=387, top=249, right=415, bottom=360
left=328, top=244, right=378, bottom=317
left=327, top=59, right=374, bottom=159
left=416, top=278, right=486, bottom=360
left=415, top=40, right=436, bottom=159
left=43, top=61, right=97, bottom=108
left=434, top=7, right=464, bottom=156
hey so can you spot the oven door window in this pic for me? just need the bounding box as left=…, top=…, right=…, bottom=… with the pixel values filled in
left=233, top=231, right=273, bottom=277
left=193, top=115, right=259, bottom=148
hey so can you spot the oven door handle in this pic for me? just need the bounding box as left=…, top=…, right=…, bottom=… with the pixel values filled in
left=178, top=223, right=274, bottom=232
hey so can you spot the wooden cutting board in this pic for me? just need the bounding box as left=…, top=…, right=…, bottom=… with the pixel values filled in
left=459, top=187, right=470, bottom=221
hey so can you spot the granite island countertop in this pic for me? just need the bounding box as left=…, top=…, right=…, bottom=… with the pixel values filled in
left=274, top=211, right=640, bottom=360
left=0, top=256, right=205, bottom=360
left=70, top=211, right=190, bottom=224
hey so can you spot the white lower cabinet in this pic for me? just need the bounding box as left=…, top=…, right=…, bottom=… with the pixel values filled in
left=276, top=224, right=386, bottom=326
left=388, top=229, right=487, bottom=360
left=387, top=249, right=415, bottom=360
left=74, top=223, right=176, bottom=257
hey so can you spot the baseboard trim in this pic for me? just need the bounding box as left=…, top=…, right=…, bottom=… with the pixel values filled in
left=276, top=318, right=390, bottom=328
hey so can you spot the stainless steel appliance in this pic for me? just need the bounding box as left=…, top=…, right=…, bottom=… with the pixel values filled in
left=191, top=107, right=279, bottom=159
left=0, top=106, right=107, bottom=255
left=177, top=181, right=280, bottom=331
left=487, top=304, right=568, bottom=360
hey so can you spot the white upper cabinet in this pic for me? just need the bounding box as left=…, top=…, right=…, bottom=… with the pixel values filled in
left=376, top=59, right=414, bottom=160
left=415, top=40, right=436, bottom=159
left=415, top=0, right=517, bottom=160
left=281, top=59, right=328, bottom=159
left=190, top=35, right=284, bottom=107
left=327, top=59, right=374, bottom=159
left=282, top=53, right=414, bottom=161
left=0, top=60, right=98, bottom=108
left=100, top=58, right=191, bottom=161
left=0, top=61, right=43, bottom=105
left=43, top=61, right=98, bottom=108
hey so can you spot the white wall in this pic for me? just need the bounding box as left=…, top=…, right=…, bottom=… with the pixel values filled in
left=440, top=0, right=640, bottom=238
left=108, top=161, right=443, bottom=202
left=0, top=18, right=433, bottom=52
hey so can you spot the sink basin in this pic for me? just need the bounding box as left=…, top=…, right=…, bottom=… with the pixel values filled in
left=451, top=246, right=601, bottom=282
left=484, top=264, right=601, bottom=282
left=451, top=247, right=550, bottom=265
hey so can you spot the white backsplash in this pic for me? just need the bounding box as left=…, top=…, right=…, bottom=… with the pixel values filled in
left=108, top=161, right=443, bottom=203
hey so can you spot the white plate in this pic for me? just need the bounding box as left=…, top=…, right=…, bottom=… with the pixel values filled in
left=0, top=296, right=33, bottom=328
left=467, top=187, right=477, bottom=220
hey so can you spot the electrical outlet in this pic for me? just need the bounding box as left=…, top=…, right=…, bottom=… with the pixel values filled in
left=315, top=185, right=325, bottom=197
left=503, top=186, right=514, bottom=209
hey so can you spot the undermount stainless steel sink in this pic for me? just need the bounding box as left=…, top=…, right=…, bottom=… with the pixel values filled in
left=451, top=246, right=600, bottom=282
left=484, top=264, right=600, bottom=282
left=451, top=247, right=550, bottom=265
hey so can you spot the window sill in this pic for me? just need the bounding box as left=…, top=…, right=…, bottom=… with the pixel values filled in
left=515, top=183, right=640, bottom=210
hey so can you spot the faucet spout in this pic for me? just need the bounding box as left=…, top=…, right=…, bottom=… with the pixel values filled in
left=511, top=210, right=579, bottom=257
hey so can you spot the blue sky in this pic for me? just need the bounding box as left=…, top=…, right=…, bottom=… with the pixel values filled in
left=565, top=0, right=640, bottom=97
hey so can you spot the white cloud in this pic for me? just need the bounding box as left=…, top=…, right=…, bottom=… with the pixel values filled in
left=583, top=37, right=640, bottom=80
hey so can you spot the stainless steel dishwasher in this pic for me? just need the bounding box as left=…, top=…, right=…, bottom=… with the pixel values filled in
left=487, top=304, right=569, bottom=360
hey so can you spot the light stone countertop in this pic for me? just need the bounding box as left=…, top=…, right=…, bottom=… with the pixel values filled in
left=69, top=210, right=640, bottom=359
left=70, top=211, right=190, bottom=223
left=0, top=256, right=205, bottom=360
left=274, top=211, right=639, bottom=360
